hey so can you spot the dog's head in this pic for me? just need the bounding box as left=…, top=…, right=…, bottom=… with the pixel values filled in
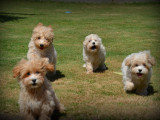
left=83, top=34, right=102, bottom=53
left=125, top=51, right=155, bottom=79
left=32, top=23, right=54, bottom=50
left=13, top=58, right=54, bottom=89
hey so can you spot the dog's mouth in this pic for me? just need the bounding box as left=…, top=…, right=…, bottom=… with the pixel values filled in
left=91, top=45, right=97, bottom=50
left=137, top=73, right=143, bottom=77
left=32, top=83, right=37, bottom=86
left=40, top=47, right=44, bottom=50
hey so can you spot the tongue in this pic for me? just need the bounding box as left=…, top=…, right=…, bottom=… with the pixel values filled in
left=137, top=73, right=142, bottom=77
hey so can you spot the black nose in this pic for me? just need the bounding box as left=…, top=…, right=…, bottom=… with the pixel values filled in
left=32, top=79, right=36, bottom=83
left=139, top=69, right=142, bottom=72
left=92, top=42, right=95, bottom=45
left=40, top=44, right=44, bottom=47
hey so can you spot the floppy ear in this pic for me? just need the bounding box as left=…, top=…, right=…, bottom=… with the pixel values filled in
left=41, top=58, right=54, bottom=71
left=148, top=57, right=155, bottom=66
left=48, top=25, right=53, bottom=32
left=37, top=22, right=43, bottom=26
left=13, top=65, right=21, bottom=78
left=125, top=58, right=131, bottom=66
left=13, top=59, right=27, bottom=78
left=45, top=64, right=54, bottom=71
left=125, top=55, right=134, bottom=67
left=145, top=51, right=155, bottom=66
left=83, top=36, right=89, bottom=48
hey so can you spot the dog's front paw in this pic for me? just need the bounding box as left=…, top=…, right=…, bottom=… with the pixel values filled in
left=59, top=104, right=66, bottom=114
left=86, top=71, right=93, bottom=74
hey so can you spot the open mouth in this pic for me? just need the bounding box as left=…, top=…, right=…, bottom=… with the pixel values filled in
left=40, top=47, right=44, bottom=50
left=137, top=73, right=143, bottom=77
left=32, top=83, right=37, bottom=86
left=91, top=45, right=96, bottom=50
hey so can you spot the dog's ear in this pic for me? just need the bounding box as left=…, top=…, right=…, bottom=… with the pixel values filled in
left=37, top=22, right=43, bottom=26
left=145, top=51, right=155, bottom=66
left=13, top=66, right=21, bottom=78
left=125, top=55, right=134, bottom=67
left=41, top=58, right=54, bottom=71
left=13, top=59, right=27, bottom=78
left=148, top=57, right=155, bottom=66
left=45, top=63, right=54, bottom=71
left=48, top=25, right=53, bottom=32
left=125, top=58, right=131, bottom=67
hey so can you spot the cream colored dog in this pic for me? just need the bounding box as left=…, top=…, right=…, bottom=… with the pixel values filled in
left=83, top=34, right=106, bottom=74
left=27, top=23, right=57, bottom=78
left=13, top=58, right=64, bottom=120
left=122, top=51, right=155, bottom=95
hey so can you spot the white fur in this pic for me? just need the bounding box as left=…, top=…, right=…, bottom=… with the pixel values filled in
left=121, top=50, right=155, bottom=96
left=83, top=34, right=106, bottom=73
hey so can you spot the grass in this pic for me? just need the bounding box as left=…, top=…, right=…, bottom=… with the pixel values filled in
left=0, top=0, right=160, bottom=119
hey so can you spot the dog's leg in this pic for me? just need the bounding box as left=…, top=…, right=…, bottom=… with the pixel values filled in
left=22, top=113, right=35, bottom=120
left=53, top=93, right=65, bottom=113
left=124, top=80, right=134, bottom=92
left=20, top=105, right=35, bottom=120
left=39, top=113, right=51, bottom=120
left=86, top=62, right=93, bottom=74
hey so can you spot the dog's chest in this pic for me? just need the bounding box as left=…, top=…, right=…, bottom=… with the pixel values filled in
left=27, top=97, right=43, bottom=112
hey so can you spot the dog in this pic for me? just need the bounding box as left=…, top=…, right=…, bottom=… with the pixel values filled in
left=121, top=50, right=155, bottom=95
left=83, top=34, right=106, bottom=74
left=13, top=58, right=64, bottom=120
left=27, top=23, right=57, bottom=79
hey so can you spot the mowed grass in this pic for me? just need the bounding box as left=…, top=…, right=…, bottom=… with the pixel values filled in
left=0, top=0, right=160, bottom=119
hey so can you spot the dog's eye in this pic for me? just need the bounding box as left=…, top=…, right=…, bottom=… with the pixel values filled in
left=36, top=71, right=40, bottom=74
left=143, top=63, right=146, bottom=66
left=89, top=40, right=91, bottom=42
left=38, top=37, right=41, bottom=39
left=27, top=72, right=30, bottom=76
left=95, top=40, right=97, bottom=41
left=135, top=64, right=138, bottom=67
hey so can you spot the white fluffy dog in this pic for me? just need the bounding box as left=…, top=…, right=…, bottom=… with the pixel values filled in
left=13, top=58, right=64, bottom=120
left=83, top=34, right=106, bottom=74
left=122, top=51, right=155, bottom=95
left=27, top=23, right=57, bottom=79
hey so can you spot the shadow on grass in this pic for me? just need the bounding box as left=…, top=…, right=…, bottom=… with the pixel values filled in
left=49, top=70, right=65, bottom=82
left=126, top=83, right=157, bottom=96
left=0, top=14, right=26, bottom=23
left=51, top=110, right=66, bottom=120
left=0, top=12, right=41, bottom=23
left=0, top=12, right=40, bottom=16
left=147, top=83, right=158, bottom=96
left=95, top=64, right=108, bottom=73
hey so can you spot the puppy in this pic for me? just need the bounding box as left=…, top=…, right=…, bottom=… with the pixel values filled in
left=122, top=51, right=155, bottom=95
left=83, top=34, right=106, bottom=74
left=27, top=23, right=57, bottom=79
left=13, top=58, right=64, bottom=120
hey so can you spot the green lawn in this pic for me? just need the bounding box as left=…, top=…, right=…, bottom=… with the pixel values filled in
left=0, top=0, right=160, bottom=120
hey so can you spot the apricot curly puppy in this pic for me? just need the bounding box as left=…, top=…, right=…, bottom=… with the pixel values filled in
left=122, top=50, right=155, bottom=96
left=27, top=23, right=57, bottom=79
left=83, top=34, right=106, bottom=74
left=13, top=58, right=64, bottom=120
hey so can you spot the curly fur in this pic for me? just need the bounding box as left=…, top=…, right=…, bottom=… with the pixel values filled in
left=83, top=34, right=106, bottom=74
left=121, top=50, right=155, bottom=96
left=27, top=23, right=57, bottom=78
left=13, top=58, right=64, bottom=120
